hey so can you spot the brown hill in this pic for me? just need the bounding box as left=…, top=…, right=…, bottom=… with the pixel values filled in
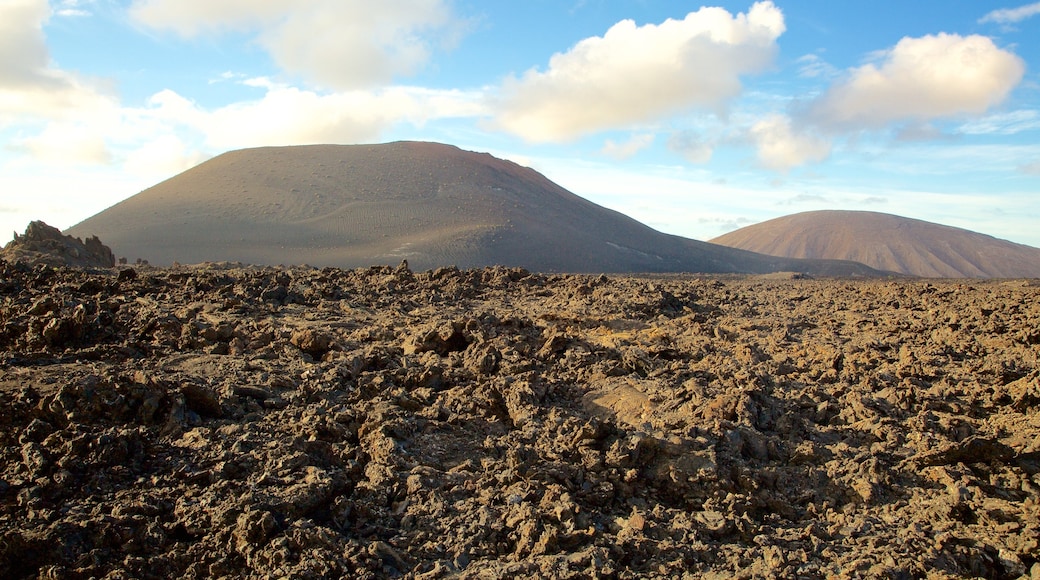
left=66, top=142, right=882, bottom=275
left=710, top=210, right=1040, bottom=278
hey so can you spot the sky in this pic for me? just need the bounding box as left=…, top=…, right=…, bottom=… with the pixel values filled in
left=2, top=0, right=1039, bottom=248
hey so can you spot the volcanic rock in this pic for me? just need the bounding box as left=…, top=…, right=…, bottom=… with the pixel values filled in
left=1, top=260, right=1038, bottom=578
left=2, top=220, right=115, bottom=269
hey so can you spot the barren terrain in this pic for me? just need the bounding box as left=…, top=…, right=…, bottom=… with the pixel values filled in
left=711, top=210, right=1040, bottom=279
left=1, top=260, right=1039, bottom=578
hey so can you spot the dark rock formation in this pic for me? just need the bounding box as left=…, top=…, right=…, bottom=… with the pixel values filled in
left=3, top=221, right=115, bottom=269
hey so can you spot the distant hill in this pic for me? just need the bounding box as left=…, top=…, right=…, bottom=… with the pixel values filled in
left=711, top=210, right=1040, bottom=278
left=66, top=142, right=882, bottom=275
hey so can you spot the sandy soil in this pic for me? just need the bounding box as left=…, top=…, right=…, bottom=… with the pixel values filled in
left=1, top=260, right=1038, bottom=579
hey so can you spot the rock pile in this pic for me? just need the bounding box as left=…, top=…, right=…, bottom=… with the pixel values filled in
left=2, top=221, right=115, bottom=269
left=0, top=260, right=1038, bottom=578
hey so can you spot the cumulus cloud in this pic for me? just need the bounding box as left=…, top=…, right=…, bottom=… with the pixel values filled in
left=493, top=1, right=785, bottom=142
left=130, top=0, right=461, bottom=90
left=16, top=123, right=111, bottom=164
left=979, top=2, right=1040, bottom=24
left=1, top=0, right=482, bottom=176
left=750, top=114, right=830, bottom=171
left=803, top=34, right=1025, bottom=131
left=204, top=87, right=392, bottom=148
left=750, top=32, right=1026, bottom=171
left=0, top=0, right=117, bottom=146
left=125, top=80, right=485, bottom=152
left=0, top=0, right=58, bottom=89
left=128, top=0, right=288, bottom=32
left=204, top=82, right=483, bottom=149
left=601, top=134, right=654, bottom=160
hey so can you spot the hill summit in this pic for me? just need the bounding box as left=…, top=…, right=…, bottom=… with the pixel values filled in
left=710, top=210, right=1040, bottom=278
left=65, top=142, right=878, bottom=275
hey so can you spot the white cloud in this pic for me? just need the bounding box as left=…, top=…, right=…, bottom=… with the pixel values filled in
left=0, top=0, right=118, bottom=156
left=750, top=114, right=830, bottom=171
left=128, top=0, right=287, bottom=33
left=0, top=1, right=105, bottom=106
left=601, top=134, right=654, bottom=160
left=141, top=89, right=208, bottom=127
left=493, top=1, right=785, bottom=142
left=123, top=135, right=209, bottom=178
left=197, top=82, right=485, bottom=150
left=0, top=0, right=482, bottom=180
left=804, top=34, right=1025, bottom=131
left=61, top=80, right=485, bottom=160
left=979, top=2, right=1040, bottom=24
left=17, top=123, right=112, bottom=164
left=0, top=76, right=115, bottom=125
left=129, top=0, right=461, bottom=90
left=0, top=0, right=114, bottom=116
left=0, top=0, right=63, bottom=90
left=203, top=87, right=389, bottom=148
left=750, top=33, right=1026, bottom=171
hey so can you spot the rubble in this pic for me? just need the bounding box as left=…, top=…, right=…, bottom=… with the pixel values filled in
left=0, top=261, right=1037, bottom=578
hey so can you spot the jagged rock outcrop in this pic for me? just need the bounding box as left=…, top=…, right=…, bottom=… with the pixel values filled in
left=2, top=221, right=115, bottom=269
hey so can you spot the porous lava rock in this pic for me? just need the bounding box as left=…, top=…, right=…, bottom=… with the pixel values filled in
left=2, top=221, right=115, bottom=269
left=1, top=260, right=1038, bottom=578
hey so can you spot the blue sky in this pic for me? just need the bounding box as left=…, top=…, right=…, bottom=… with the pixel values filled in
left=2, top=0, right=1039, bottom=247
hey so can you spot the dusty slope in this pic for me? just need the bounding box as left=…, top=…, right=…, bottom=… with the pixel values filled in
left=1, top=261, right=1038, bottom=578
left=65, top=142, right=881, bottom=276
left=710, top=210, right=1040, bottom=278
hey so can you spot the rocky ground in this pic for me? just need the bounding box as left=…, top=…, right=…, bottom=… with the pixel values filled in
left=1, top=260, right=1038, bottom=579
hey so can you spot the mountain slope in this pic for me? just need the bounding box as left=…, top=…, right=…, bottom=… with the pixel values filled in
left=711, top=210, right=1040, bottom=278
left=66, top=142, right=882, bottom=275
